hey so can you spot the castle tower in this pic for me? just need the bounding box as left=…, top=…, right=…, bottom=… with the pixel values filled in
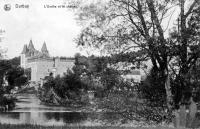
left=41, top=42, right=49, bottom=57
left=20, top=39, right=75, bottom=82
left=20, top=44, right=28, bottom=68
left=28, top=39, right=35, bottom=50
left=28, top=39, right=36, bottom=56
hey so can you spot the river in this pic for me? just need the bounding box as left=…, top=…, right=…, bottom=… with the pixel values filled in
left=0, top=92, right=120, bottom=126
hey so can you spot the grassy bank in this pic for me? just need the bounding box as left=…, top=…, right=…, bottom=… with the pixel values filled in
left=0, top=124, right=180, bottom=129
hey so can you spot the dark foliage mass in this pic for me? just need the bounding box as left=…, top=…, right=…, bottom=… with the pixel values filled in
left=8, top=56, right=20, bottom=67
left=40, top=54, right=125, bottom=107
left=100, top=68, right=121, bottom=91
left=6, top=67, right=27, bottom=88
left=0, top=56, right=24, bottom=88
left=0, top=57, right=27, bottom=106
left=43, top=70, right=87, bottom=100
left=139, top=68, right=167, bottom=108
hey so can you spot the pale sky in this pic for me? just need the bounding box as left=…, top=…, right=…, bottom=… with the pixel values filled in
left=0, top=0, right=192, bottom=59
left=0, top=0, right=82, bottom=59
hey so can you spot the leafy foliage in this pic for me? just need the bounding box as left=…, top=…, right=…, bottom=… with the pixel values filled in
left=100, top=68, right=121, bottom=91
left=74, top=0, right=200, bottom=112
left=139, top=68, right=167, bottom=107
left=0, top=57, right=22, bottom=107
left=41, top=70, right=87, bottom=104
left=98, top=79, right=171, bottom=124
left=8, top=56, right=20, bottom=67
left=73, top=54, right=123, bottom=95
left=6, top=67, right=27, bottom=88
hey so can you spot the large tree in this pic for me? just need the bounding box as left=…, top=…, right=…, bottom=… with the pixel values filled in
left=74, top=0, right=200, bottom=114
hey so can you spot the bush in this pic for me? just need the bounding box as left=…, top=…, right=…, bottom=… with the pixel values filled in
left=40, top=70, right=88, bottom=105
left=137, top=68, right=173, bottom=123
left=98, top=67, right=173, bottom=124
left=100, top=68, right=121, bottom=91
left=97, top=80, right=139, bottom=122
left=138, top=68, right=167, bottom=108
left=14, top=76, right=27, bottom=87
left=0, top=95, right=16, bottom=109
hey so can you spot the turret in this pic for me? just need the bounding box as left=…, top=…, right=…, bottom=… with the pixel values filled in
left=20, top=44, right=28, bottom=68
left=28, top=39, right=35, bottom=51
left=21, top=44, right=28, bottom=54
left=41, top=42, right=49, bottom=57
left=28, top=39, right=37, bottom=56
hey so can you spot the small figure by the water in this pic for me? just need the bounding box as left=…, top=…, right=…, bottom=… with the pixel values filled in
left=173, top=96, right=198, bottom=128
left=173, top=108, right=180, bottom=128
left=187, top=97, right=197, bottom=128
left=179, top=104, right=187, bottom=127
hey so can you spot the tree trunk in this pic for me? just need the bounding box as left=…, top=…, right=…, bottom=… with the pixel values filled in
left=164, top=72, right=173, bottom=111
left=164, top=72, right=181, bottom=128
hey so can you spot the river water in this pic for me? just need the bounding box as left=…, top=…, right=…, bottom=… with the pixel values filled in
left=0, top=93, right=120, bottom=126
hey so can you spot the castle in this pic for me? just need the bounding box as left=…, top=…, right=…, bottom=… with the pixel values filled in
left=20, top=40, right=75, bottom=82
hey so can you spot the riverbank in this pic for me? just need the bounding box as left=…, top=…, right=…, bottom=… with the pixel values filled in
left=0, top=124, right=178, bottom=129
left=0, top=94, right=16, bottom=111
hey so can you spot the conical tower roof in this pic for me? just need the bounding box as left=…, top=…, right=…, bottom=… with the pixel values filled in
left=28, top=39, right=35, bottom=51
left=21, top=44, right=28, bottom=54
left=41, top=42, right=48, bottom=53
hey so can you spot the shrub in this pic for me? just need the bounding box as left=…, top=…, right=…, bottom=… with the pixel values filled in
left=98, top=67, right=173, bottom=124
left=40, top=70, right=87, bottom=105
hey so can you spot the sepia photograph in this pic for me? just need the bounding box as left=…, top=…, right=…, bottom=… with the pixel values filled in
left=0, top=0, right=200, bottom=129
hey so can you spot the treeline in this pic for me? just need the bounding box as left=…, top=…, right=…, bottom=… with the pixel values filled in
left=40, top=53, right=200, bottom=124
left=0, top=56, right=28, bottom=107
left=38, top=54, right=130, bottom=106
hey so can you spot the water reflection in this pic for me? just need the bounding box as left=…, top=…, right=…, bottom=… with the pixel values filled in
left=0, top=112, right=120, bottom=126
left=0, top=93, right=121, bottom=126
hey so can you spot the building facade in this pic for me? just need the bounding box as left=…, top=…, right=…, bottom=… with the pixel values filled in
left=20, top=40, right=74, bottom=82
left=107, top=62, right=142, bottom=83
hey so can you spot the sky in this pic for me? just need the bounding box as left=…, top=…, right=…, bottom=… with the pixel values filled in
left=0, top=0, right=192, bottom=59
left=0, top=0, right=82, bottom=59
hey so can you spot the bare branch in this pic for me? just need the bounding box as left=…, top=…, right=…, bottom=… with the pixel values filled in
left=185, top=0, right=198, bottom=18
left=146, top=0, right=165, bottom=40
left=163, top=9, right=176, bottom=32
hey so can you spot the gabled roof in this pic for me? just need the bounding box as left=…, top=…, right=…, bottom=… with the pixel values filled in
left=21, top=44, right=28, bottom=54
